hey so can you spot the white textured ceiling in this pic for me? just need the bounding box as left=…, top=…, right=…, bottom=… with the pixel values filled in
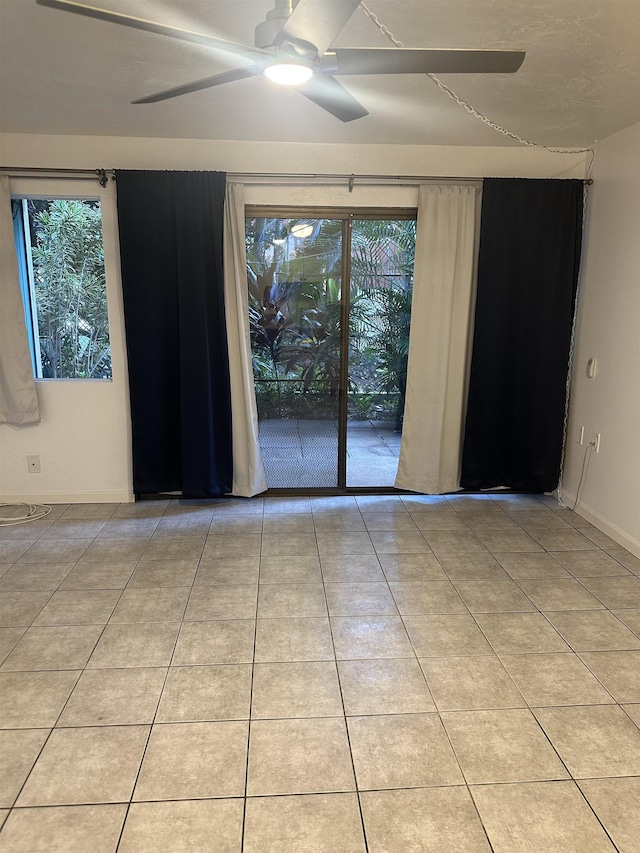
left=0, top=0, right=639, bottom=147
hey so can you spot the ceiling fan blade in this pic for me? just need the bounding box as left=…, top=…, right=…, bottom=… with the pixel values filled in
left=36, top=0, right=267, bottom=63
left=275, top=0, right=361, bottom=55
left=298, top=76, right=368, bottom=122
left=330, top=47, right=526, bottom=75
left=132, top=67, right=257, bottom=104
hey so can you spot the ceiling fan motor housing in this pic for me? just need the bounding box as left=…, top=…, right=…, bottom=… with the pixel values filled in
left=255, top=0, right=298, bottom=49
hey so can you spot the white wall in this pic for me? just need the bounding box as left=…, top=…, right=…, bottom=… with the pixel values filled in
left=0, top=133, right=587, bottom=178
left=563, top=121, right=640, bottom=556
left=0, top=177, right=133, bottom=504
left=0, top=132, right=589, bottom=504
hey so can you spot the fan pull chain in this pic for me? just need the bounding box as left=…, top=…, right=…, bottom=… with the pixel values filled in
left=358, top=2, right=596, bottom=168
left=359, top=1, right=595, bottom=508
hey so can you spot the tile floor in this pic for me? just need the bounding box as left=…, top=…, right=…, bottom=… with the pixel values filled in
left=0, top=493, right=639, bottom=852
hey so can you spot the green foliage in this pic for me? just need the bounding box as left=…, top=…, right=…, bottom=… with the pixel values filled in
left=246, top=216, right=415, bottom=428
left=246, top=218, right=344, bottom=420
left=348, top=391, right=378, bottom=419
left=277, top=279, right=342, bottom=388
left=29, top=199, right=111, bottom=379
left=349, top=219, right=415, bottom=428
left=255, top=379, right=339, bottom=420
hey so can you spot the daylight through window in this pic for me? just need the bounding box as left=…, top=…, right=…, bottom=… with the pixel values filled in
left=12, top=197, right=112, bottom=379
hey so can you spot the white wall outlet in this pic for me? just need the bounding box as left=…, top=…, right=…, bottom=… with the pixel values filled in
left=577, top=425, right=585, bottom=445
left=592, top=433, right=601, bottom=453
left=27, top=455, right=41, bottom=473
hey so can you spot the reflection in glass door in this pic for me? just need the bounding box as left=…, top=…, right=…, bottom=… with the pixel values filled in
left=246, top=216, right=343, bottom=488
left=246, top=211, right=416, bottom=491
left=347, top=218, right=416, bottom=487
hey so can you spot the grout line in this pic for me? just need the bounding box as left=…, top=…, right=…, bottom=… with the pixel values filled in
left=465, top=786, right=498, bottom=853
left=1, top=495, right=639, bottom=850
left=113, top=500, right=205, bottom=852
left=239, top=503, right=264, bottom=853
left=107, top=505, right=199, bottom=844
left=572, top=781, right=625, bottom=852
left=321, top=529, right=371, bottom=853
left=2, top=564, right=133, bottom=816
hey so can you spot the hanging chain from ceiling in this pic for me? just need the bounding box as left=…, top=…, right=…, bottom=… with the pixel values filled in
left=359, top=2, right=596, bottom=175
left=359, top=2, right=595, bottom=508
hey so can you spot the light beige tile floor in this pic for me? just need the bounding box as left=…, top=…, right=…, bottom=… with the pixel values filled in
left=0, top=493, right=638, bottom=851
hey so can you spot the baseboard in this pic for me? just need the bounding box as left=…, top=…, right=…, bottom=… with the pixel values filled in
left=0, top=489, right=134, bottom=505
left=561, top=492, right=640, bottom=559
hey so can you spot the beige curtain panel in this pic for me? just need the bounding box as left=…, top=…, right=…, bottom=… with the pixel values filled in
left=395, top=184, right=479, bottom=494
left=223, top=182, right=267, bottom=497
left=0, top=176, right=40, bottom=426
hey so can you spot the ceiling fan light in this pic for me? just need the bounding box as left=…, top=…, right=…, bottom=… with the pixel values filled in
left=263, top=63, right=314, bottom=86
left=290, top=221, right=314, bottom=239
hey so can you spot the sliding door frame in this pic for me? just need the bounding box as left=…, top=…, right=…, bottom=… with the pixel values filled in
left=246, top=205, right=417, bottom=495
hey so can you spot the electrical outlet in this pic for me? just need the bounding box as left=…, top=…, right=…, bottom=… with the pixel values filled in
left=592, top=433, right=601, bottom=453
left=27, top=455, right=41, bottom=473
left=577, top=426, right=584, bottom=445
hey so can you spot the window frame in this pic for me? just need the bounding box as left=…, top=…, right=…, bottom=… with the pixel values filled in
left=245, top=205, right=418, bottom=493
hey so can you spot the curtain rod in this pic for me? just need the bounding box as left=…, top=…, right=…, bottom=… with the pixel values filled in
left=0, top=167, right=113, bottom=187
left=0, top=166, right=592, bottom=189
left=228, top=173, right=484, bottom=188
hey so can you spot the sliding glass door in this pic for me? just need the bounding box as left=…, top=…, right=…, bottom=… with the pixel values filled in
left=246, top=209, right=415, bottom=492
left=246, top=215, right=343, bottom=488
left=347, top=218, right=416, bottom=487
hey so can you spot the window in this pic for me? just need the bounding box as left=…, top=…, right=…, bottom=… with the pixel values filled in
left=12, top=196, right=112, bottom=379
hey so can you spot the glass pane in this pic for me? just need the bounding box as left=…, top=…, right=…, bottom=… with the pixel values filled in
left=246, top=217, right=343, bottom=488
left=347, top=218, right=416, bottom=487
left=25, top=198, right=111, bottom=379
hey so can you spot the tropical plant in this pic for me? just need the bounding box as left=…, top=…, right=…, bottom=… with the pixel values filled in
left=349, top=218, right=415, bottom=428
left=277, top=277, right=342, bottom=388
left=246, top=217, right=345, bottom=416
left=245, top=215, right=416, bottom=427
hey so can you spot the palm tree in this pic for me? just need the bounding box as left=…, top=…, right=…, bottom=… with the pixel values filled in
left=349, top=218, right=416, bottom=428
left=246, top=217, right=343, bottom=415
left=245, top=215, right=416, bottom=427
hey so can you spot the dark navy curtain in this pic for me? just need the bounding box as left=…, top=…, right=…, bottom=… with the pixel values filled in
left=461, top=178, right=584, bottom=493
left=116, top=170, right=233, bottom=497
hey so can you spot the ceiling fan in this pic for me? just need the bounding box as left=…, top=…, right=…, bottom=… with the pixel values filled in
left=36, top=0, right=526, bottom=122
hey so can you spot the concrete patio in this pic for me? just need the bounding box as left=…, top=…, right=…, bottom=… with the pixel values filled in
left=258, top=419, right=402, bottom=489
